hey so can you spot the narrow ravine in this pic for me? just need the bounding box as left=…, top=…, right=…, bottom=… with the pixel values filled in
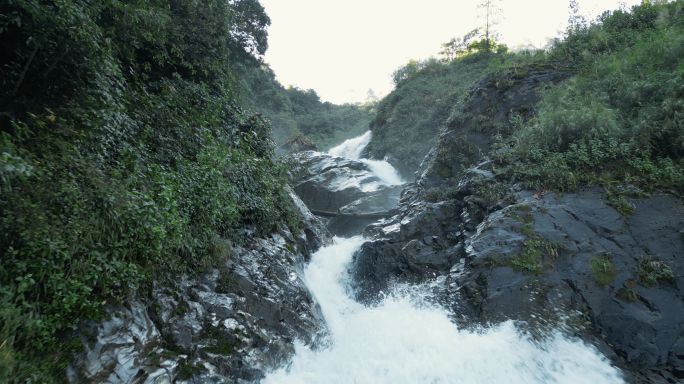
left=263, top=132, right=625, bottom=384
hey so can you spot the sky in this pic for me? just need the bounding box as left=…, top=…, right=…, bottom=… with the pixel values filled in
left=259, top=0, right=642, bottom=105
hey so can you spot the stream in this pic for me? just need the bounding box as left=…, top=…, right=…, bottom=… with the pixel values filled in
left=262, top=132, right=624, bottom=384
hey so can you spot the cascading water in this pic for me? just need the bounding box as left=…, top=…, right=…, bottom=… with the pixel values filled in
left=328, top=131, right=404, bottom=187
left=262, top=237, right=624, bottom=384
left=328, top=131, right=373, bottom=159
left=268, top=131, right=623, bottom=383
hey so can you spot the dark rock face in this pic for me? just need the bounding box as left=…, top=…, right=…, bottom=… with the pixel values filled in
left=423, top=68, right=574, bottom=188
left=351, top=184, right=466, bottom=303
left=290, top=151, right=404, bottom=236
left=351, top=169, right=684, bottom=382
left=346, top=67, right=684, bottom=384
left=68, top=192, right=332, bottom=384
left=451, top=189, right=684, bottom=373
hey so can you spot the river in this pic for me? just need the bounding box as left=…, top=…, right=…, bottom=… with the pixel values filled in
left=262, top=132, right=624, bottom=384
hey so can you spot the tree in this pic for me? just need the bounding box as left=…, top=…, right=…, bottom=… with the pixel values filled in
left=439, top=0, right=504, bottom=59
left=567, top=0, right=586, bottom=32
left=226, top=0, right=271, bottom=66
left=439, top=28, right=480, bottom=60
left=476, top=0, right=504, bottom=53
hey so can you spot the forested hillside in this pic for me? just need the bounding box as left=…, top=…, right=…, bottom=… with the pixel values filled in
left=0, top=0, right=300, bottom=381
left=236, top=63, right=375, bottom=150
left=367, top=0, right=684, bottom=189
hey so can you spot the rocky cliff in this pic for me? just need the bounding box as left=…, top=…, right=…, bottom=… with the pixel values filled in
left=349, top=69, right=684, bottom=383
left=68, top=191, right=332, bottom=383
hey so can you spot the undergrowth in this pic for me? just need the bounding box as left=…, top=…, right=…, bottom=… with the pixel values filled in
left=498, top=1, right=684, bottom=196
left=0, top=0, right=302, bottom=381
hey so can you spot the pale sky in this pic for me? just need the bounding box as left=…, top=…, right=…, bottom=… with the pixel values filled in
left=260, top=0, right=642, bottom=104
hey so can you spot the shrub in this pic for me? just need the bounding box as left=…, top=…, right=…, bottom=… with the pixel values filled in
left=590, top=255, right=617, bottom=286
left=635, top=255, right=675, bottom=286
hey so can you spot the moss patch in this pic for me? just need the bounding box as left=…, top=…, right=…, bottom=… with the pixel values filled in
left=590, top=255, right=617, bottom=286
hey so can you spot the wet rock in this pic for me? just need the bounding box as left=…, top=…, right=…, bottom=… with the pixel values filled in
left=69, top=194, right=333, bottom=383
left=451, top=189, right=684, bottom=376
left=326, top=184, right=404, bottom=237
left=68, top=301, right=161, bottom=384
left=290, top=151, right=386, bottom=212
left=361, top=177, right=684, bottom=381
left=290, top=151, right=405, bottom=236
left=349, top=240, right=414, bottom=304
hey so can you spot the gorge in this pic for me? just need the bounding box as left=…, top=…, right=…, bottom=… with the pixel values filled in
left=1, top=1, right=683, bottom=383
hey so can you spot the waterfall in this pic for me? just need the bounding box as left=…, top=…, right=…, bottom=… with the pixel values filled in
left=328, top=131, right=372, bottom=159
left=262, top=237, right=624, bottom=384
left=328, top=131, right=404, bottom=186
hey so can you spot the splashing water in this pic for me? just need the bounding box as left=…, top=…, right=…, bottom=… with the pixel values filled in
left=328, top=131, right=372, bottom=159
left=360, top=159, right=404, bottom=186
left=262, top=237, right=624, bottom=384
left=328, top=131, right=404, bottom=186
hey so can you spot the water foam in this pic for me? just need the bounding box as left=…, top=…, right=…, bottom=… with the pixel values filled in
left=328, top=131, right=372, bottom=159
left=262, top=237, right=624, bottom=384
left=328, top=131, right=405, bottom=186
left=359, top=159, right=404, bottom=186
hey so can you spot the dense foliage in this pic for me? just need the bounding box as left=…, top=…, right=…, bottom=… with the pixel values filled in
left=366, top=55, right=493, bottom=174
left=0, top=0, right=300, bottom=381
left=502, top=0, right=684, bottom=194
left=370, top=1, right=684, bottom=192
left=236, top=63, right=376, bottom=150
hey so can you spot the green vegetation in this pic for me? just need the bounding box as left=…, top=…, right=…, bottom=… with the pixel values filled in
left=500, top=1, right=684, bottom=196
left=488, top=237, right=559, bottom=276
left=367, top=55, right=493, bottom=172
left=590, top=255, right=617, bottom=286
left=177, top=364, right=204, bottom=380
left=617, top=287, right=640, bottom=303
left=487, top=207, right=560, bottom=276
left=202, top=325, right=235, bottom=355
left=236, top=63, right=376, bottom=150
left=376, top=0, right=684, bottom=203
left=635, top=255, right=675, bottom=286
left=0, top=0, right=302, bottom=381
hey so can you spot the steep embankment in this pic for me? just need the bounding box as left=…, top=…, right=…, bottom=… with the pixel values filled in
left=350, top=2, right=684, bottom=382
left=69, top=191, right=332, bottom=383
left=365, top=56, right=492, bottom=178
left=0, top=1, right=331, bottom=382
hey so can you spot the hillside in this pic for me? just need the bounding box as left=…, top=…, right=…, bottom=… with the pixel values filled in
left=0, top=0, right=304, bottom=380
left=236, top=63, right=376, bottom=150
left=1, top=0, right=683, bottom=382
left=367, top=0, right=684, bottom=190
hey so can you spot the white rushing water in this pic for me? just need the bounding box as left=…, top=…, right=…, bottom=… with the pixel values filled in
left=262, top=237, right=624, bottom=384
left=327, top=131, right=404, bottom=186
left=328, top=131, right=373, bottom=159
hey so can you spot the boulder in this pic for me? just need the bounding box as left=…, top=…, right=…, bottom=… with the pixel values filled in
left=290, top=151, right=405, bottom=236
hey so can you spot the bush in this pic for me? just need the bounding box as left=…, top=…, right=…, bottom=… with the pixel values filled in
left=367, top=54, right=493, bottom=170
left=500, top=1, right=684, bottom=195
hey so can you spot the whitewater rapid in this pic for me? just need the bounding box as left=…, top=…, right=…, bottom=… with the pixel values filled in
left=262, top=237, right=624, bottom=384
left=265, top=132, right=623, bottom=383
left=327, top=131, right=404, bottom=187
